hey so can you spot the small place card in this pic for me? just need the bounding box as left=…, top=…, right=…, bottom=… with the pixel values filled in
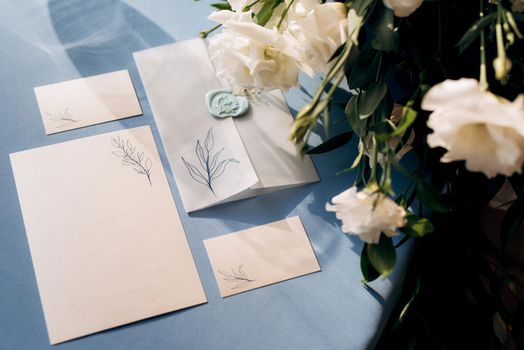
left=34, top=70, right=142, bottom=134
left=204, top=216, right=321, bottom=298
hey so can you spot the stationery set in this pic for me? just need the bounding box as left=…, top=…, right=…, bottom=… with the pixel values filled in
left=10, top=39, right=321, bottom=344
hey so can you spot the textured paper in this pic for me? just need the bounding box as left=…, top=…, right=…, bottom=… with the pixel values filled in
left=133, top=39, right=319, bottom=213
left=204, top=216, right=321, bottom=298
left=34, top=70, right=142, bottom=134
left=10, top=126, right=206, bottom=344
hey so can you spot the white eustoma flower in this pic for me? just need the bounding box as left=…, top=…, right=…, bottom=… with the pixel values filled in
left=283, top=2, right=348, bottom=76
left=326, top=187, right=407, bottom=244
left=422, top=78, right=524, bottom=178
left=208, top=10, right=299, bottom=92
left=383, top=0, right=423, bottom=17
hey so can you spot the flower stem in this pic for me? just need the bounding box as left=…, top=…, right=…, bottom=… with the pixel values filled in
left=494, top=0, right=510, bottom=81
left=369, top=135, right=379, bottom=184
left=243, top=0, right=263, bottom=11
left=277, top=0, right=295, bottom=31
left=479, top=0, right=488, bottom=90
left=199, top=23, right=221, bottom=38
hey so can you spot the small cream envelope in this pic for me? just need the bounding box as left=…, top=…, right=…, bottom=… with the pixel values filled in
left=133, top=39, right=319, bottom=213
left=34, top=70, right=142, bottom=134
left=204, top=216, right=321, bottom=298
left=10, top=126, right=206, bottom=344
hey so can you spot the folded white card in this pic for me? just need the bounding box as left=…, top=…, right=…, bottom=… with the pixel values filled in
left=204, top=216, right=321, bottom=298
left=133, top=39, right=319, bottom=213
left=34, top=70, right=142, bottom=134
left=10, top=126, right=206, bottom=345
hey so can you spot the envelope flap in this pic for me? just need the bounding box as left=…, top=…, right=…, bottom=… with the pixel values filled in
left=133, top=40, right=259, bottom=212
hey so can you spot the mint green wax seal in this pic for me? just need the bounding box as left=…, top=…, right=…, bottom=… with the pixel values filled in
left=205, top=89, right=249, bottom=118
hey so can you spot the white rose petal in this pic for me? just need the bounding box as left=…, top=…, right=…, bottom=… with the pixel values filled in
left=383, top=0, right=423, bottom=17
left=207, top=10, right=253, bottom=25
left=326, top=187, right=407, bottom=244
left=422, top=78, right=524, bottom=177
left=283, top=2, right=348, bottom=76
left=208, top=12, right=300, bottom=92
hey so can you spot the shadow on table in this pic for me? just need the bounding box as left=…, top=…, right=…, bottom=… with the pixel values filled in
left=48, top=0, right=173, bottom=76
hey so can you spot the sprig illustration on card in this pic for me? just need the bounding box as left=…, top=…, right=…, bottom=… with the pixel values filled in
left=46, top=108, right=79, bottom=128
left=218, top=264, right=255, bottom=290
left=181, top=127, right=239, bottom=196
left=111, top=137, right=153, bottom=186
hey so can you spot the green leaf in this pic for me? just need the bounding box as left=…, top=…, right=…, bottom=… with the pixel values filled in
left=256, top=0, right=282, bottom=26
left=349, top=48, right=381, bottom=89
left=390, top=106, right=417, bottom=137
left=358, top=82, right=388, bottom=119
left=361, top=244, right=381, bottom=282
left=345, top=95, right=367, bottom=137
left=500, top=199, right=524, bottom=250
left=328, top=43, right=345, bottom=63
left=492, top=312, right=507, bottom=344
left=399, top=214, right=434, bottom=237
left=368, top=3, right=398, bottom=52
left=416, top=180, right=449, bottom=213
left=211, top=2, right=232, bottom=10
left=456, top=12, right=496, bottom=54
left=353, top=0, right=375, bottom=14
left=305, top=132, right=353, bottom=154
left=367, top=235, right=397, bottom=277
left=369, top=120, right=393, bottom=134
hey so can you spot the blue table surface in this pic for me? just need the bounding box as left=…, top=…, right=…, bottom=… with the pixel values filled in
left=0, top=1, right=413, bottom=349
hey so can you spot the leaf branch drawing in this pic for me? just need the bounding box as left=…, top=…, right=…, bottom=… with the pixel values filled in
left=111, top=136, right=153, bottom=186
left=218, top=264, right=255, bottom=290
left=46, top=107, right=79, bottom=128
left=181, top=127, right=239, bottom=196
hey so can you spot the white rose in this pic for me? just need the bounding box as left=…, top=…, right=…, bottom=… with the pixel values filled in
left=421, top=78, right=524, bottom=178
left=208, top=11, right=300, bottom=92
left=383, top=0, right=423, bottom=17
left=283, top=2, right=348, bottom=76
left=326, top=187, right=407, bottom=244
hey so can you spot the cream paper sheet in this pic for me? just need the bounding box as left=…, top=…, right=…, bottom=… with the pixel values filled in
left=204, top=216, right=321, bottom=298
left=34, top=70, right=142, bottom=134
left=10, top=126, right=206, bottom=344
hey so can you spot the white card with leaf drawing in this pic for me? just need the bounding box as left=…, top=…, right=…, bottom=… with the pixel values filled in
left=133, top=39, right=319, bottom=213
left=204, top=216, right=321, bottom=298
left=10, top=126, right=206, bottom=345
left=34, top=70, right=142, bottom=134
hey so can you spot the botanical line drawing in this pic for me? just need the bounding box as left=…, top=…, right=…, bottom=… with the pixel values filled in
left=218, top=264, right=255, bottom=290
left=111, top=136, right=153, bottom=186
left=46, top=107, right=79, bottom=128
left=181, top=127, right=239, bottom=196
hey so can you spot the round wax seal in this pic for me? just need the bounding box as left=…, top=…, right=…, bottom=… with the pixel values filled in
left=205, top=89, right=249, bottom=118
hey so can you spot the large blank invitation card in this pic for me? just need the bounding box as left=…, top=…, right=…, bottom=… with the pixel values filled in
left=10, top=126, right=206, bottom=344
left=134, top=39, right=319, bottom=213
